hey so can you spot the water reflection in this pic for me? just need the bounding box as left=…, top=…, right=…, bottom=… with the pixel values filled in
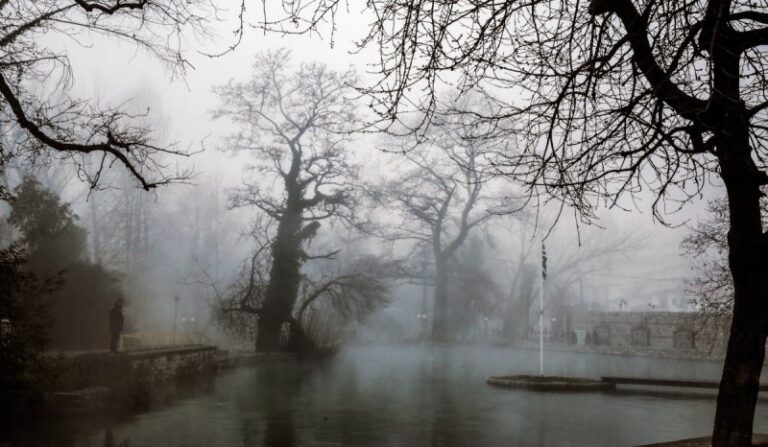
left=263, top=408, right=295, bottom=447
left=5, top=346, right=768, bottom=447
left=0, top=373, right=215, bottom=447
left=103, top=428, right=129, bottom=447
left=254, top=362, right=301, bottom=447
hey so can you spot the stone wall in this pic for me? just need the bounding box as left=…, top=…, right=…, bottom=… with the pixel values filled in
left=40, top=345, right=218, bottom=413
left=570, top=311, right=728, bottom=359
left=129, top=346, right=218, bottom=383
left=52, top=345, right=218, bottom=392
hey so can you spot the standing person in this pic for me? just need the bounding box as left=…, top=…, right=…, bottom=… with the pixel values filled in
left=109, top=298, right=124, bottom=353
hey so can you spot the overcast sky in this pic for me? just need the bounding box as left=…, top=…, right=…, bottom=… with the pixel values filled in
left=42, top=4, right=725, bottom=308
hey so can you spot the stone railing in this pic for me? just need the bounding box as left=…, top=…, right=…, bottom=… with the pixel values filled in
left=45, top=345, right=220, bottom=413
left=128, top=345, right=219, bottom=383
left=120, top=331, right=212, bottom=351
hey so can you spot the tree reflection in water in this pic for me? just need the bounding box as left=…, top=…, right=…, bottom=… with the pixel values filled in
left=8, top=347, right=768, bottom=446
left=103, top=427, right=130, bottom=447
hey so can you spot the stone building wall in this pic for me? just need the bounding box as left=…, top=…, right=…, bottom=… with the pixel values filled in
left=570, top=311, right=729, bottom=359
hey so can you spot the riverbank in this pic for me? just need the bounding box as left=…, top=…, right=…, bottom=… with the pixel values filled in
left=498, top=339, right=725, bottom=361
left=637, top=434, right=768, bottom=446
left=5, top=345, right=297, bottom=415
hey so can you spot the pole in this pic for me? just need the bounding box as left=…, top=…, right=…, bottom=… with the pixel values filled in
left=173, top=295, right=179, bottom=345
left=539, top=241, right=545, bottom=376
left=526, top=289, right=530, bottom=341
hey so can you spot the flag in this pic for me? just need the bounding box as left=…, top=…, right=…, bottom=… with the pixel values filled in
left=541, top=241, right=547, bottom=280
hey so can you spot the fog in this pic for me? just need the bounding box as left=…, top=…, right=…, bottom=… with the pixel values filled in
left=1, top=2, right=760, bottom=446
left=5, top=36, right=700, bottom=338
left=9, top=345, right=768, bottom=447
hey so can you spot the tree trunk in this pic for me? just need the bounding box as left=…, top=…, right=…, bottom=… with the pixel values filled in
left=503, top=227, right=529, bottom=339
left=714, top=307, right=767, bottom=446
left=256, top=209, right=304, bottom=352
left=431, top=259, right=449, bottom=341
left=256, top=317, right=283, bottom=352
left=712, top=119, right=768, bottom=446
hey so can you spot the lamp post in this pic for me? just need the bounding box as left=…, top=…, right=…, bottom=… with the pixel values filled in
left=417, top=313, right=428, bottom=338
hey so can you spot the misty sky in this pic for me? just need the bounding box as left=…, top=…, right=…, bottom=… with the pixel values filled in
left=38, top=4, right=723, bottom=314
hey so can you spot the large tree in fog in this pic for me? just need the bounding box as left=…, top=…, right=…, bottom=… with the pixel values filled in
left=213, top=50, right=362, bottom=352
left=0, top=0, right=216, bottom=193
left=211, top=217, right=394, bottom=352
left=449, top=235, right=501, bottom=339
left=373, top=130, right=498, bottom=341
left=259, top=0, right=768, bottom=443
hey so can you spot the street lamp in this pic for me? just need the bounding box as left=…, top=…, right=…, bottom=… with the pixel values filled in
left=417, top=313, right=428, bottom=338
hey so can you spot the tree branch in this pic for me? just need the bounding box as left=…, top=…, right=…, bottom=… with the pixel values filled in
left=0, top=72, right=163, bottom=190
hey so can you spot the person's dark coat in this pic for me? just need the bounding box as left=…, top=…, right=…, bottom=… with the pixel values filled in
left=109, top=303, right=123, bottom=335
left=109, top=301, right=124, bottom=353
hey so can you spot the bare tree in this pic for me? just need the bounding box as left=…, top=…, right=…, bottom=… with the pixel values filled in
left=261, top=0, right=768, bottom=442
left=681, top=199, right=768, bottom=347
left=213, top=49, right=362, bottom=351
left=0, top=0, right=217, bottom=193
left=681, top=199, right=734, bottom=318
left=546, top=229, right=643, bottom=297
left=499, top=220, right=641, bottom=341
left=81, top=168, right=155, bottom=273
left=210, top=216, right=393, bottom=352
left=287, top=254, right=394, bottom=351
left=448, top=234, right=501, bottom=340
left=211, top=217, right=273, bottom=345
left=498, top=5, right=768, bottom=442
left=370, top=126, right=500, bottom=341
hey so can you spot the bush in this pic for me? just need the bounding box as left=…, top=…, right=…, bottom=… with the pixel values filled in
left=0, top=245, right=56, bottom=396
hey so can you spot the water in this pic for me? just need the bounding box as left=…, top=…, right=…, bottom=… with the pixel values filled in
left=6, top=345, right=768, bottom=446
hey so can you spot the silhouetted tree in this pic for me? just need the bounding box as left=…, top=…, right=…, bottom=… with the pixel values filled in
left=681, top=199, right=734, bottom=317
left=213, top=50, right=362, bottom=351
left=211, top=217, right=273, bottom=346
left=211, top=217, right=393, bottom=352
left=0, top=244, right=56, bottom=396
left=8, top=177, right=120, bottom=350
left=449, top=235, right=500, bottom=339
left=0, top=0, right=219, bottom=193
left=261, top=1, right=768, bottom=442
left=371, top=127, right=499, bottom=341
left=8, top=177, right=86, bottom=267
left=681, top=199, right=768, bottom=353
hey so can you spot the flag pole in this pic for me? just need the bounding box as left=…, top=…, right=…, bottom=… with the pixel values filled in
left=539, top=240, right=545, bottom=376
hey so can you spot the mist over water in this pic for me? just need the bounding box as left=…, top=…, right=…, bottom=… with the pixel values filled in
left=6, top=1, right=768, bottom=446
left=6, top=346, right=768, bottom=447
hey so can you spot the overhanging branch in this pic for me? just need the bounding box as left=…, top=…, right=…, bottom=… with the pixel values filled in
left=0, top=72, right=162, bottom=190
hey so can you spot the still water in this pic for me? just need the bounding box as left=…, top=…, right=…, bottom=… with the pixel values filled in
left=6, top=345, right=768, bottom=447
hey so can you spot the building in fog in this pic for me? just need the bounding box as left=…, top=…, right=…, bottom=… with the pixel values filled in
left=569, top=311, right=728, bottom=359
